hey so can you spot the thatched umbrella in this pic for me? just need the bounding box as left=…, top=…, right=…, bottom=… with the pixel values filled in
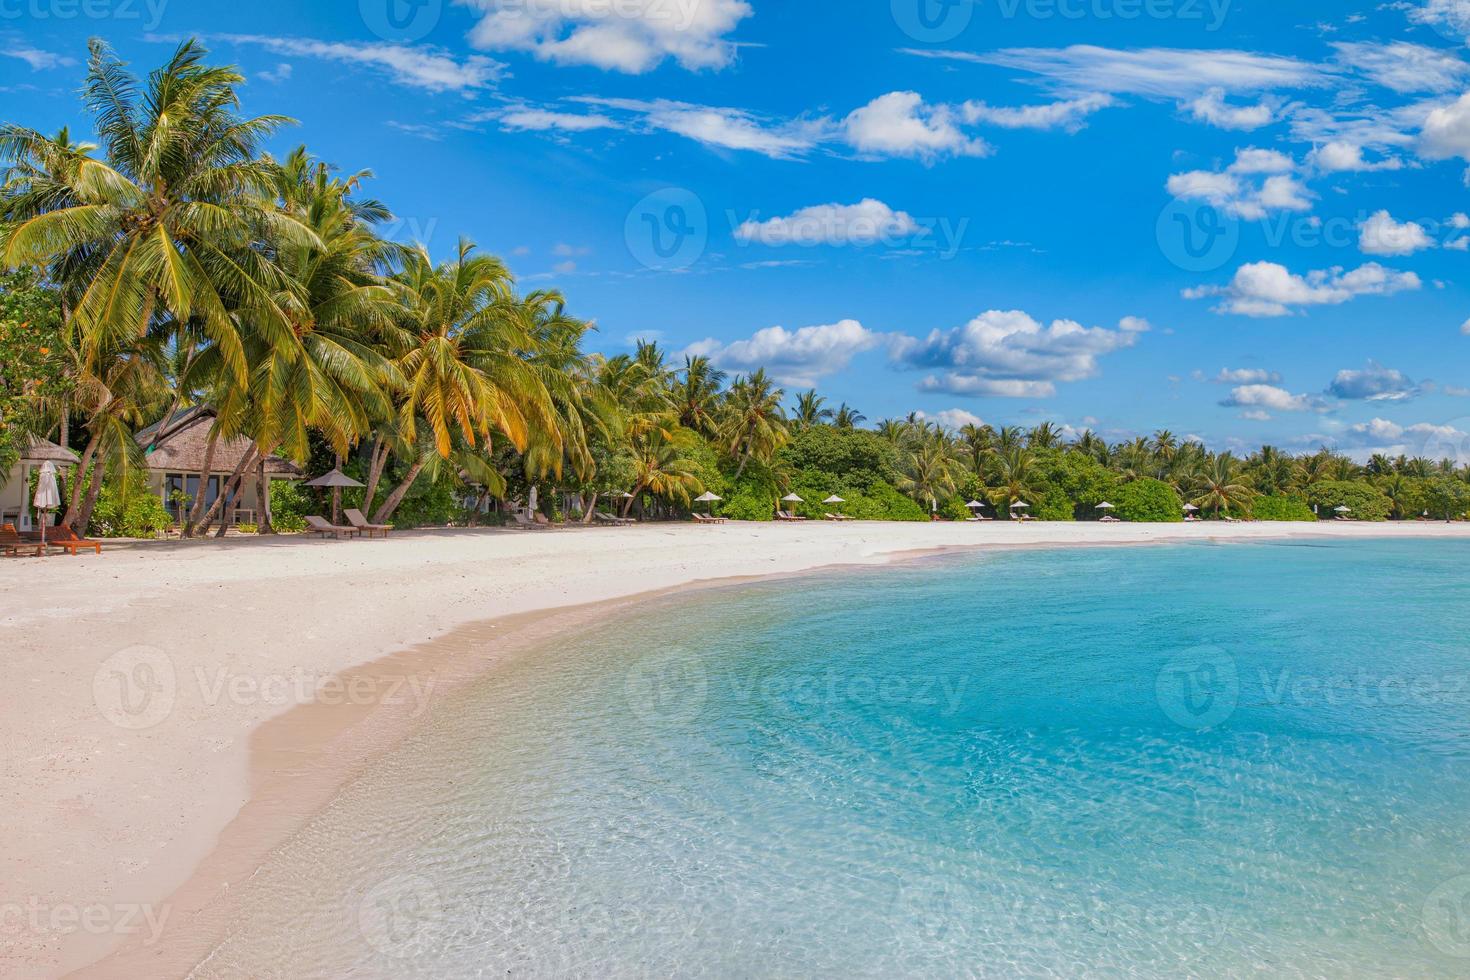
left=694, top=491, right=722, bottom=517
left=823, top=494, right=846, bottom=517
left=305, top=468, right=363, bottom=524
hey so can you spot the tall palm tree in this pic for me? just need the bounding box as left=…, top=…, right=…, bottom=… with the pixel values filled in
left=958, top=422, right=996, bottom=474
left=792, top=389, right=833, bottom=429
left=719, top=368, right=788, bottom=479
left=671, top=355, right=725, bottom=436
left=1027, top=421, right=1061, bottom=450
left=897, top=433, right=962, bottom=513
left=990, top=444, right=1040, bottom=517
left=832, top=402, right=865, bottom=430
left=1192, top=453, right=1255, bottom=519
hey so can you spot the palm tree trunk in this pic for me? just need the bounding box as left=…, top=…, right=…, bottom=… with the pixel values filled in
left=363, top=436, right=388, bottom=515
left=63, top=427, right=103, bottom=527
left=372, top=458, right=427, bottom=524
left=182, top=431, right=221, bottom=537
left=258, top=458, right=274, bottom=534
left=622, top=483, right=647, bottom=518
left=212, top=450, right=260, bottom=538
left=74, top=460, right=105, bottom=536
left=195, top=446, right=258, bottom=536
left=581, top=491, right=599, bottom=524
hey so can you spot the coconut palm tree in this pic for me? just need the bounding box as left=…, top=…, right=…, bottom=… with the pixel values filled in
left=792, top=389, right=833, bottom=429
left=671, top=355, right=725, bottom=436
left=958, top=422, right=996, bottom=474
left=989, top=444, right=1039, bottom=517
left=1192, top=452, right=1256, bottom=519
left=719, top=368, right=788, bottom=479
left=897, top=432, right=962, bottom=513
left=832, top=402, right=865, bottom=430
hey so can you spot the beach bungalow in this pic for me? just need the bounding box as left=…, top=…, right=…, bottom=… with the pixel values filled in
left=136, top=407, right=302, bottom=525
left=0, top=437, right=80, bottom=531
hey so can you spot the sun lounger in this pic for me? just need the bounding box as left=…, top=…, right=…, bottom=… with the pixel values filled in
left=693, top=513, right=727, bottom=524
left=775, top=510, right=807, bottom=522
left=304, top=515, right=359, bottom=539
left=344, top=508, right=392, bottom=538
left=0, top=523, right=43, bottom=557
left=511, top=511, right=550, bottom=530
left=592, top=512, right=631, bottom=527
left=824, top=513, right=854, bottom=522
left=44, top=524, right=103, bottom=555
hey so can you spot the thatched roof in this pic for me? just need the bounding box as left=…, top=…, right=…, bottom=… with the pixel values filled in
left=137, top=408, right=302, bottom=477
left=21, top=436, right=80, bottom=464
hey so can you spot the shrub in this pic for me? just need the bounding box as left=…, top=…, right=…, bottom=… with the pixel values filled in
left=90, top=472, right=171, bottom=538
left=1251, top=495, right=1316, bottom=522
left=938, top=495, right=972, bottom=522
left=1307, top=481, right=1392, bottom=522
left=269, top=480, right=310, bottom=532
left=1032, top=486, right=1076, bottom=522
left=1113, top=478, right=1183, bottom=523
left=235, top=523, right=259, bottom=534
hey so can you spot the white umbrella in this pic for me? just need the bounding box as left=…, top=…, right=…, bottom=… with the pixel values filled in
left=782, top=493, right=804, bottom=503
left=965, top=500, right=985, bottom=510
left=694, top=490, right=722, bottom=516
left=1010, top=501, right=1029, bottom=509
left=823, top=495, right=845, bottom=504
left=1183, top=504, right=1200, bottom=512
left=1096, top=502, right=1116, bottom=510
left=33, top=461, right=60, bottom=553
left=1335, top=505, right=1352, bottom=514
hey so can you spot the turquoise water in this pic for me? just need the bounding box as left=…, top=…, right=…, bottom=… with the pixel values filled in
left=196, top=541, right=1470, bottom=978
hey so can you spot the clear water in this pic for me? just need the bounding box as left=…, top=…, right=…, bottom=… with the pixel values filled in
left=193, top=541, right=1470, bottom=978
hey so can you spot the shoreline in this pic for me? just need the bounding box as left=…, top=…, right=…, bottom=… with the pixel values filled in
left=5, top=521, right=1468, bottom=978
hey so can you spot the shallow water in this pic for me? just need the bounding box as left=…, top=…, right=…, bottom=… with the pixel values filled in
left=192, top=540, right=1470, bottom=978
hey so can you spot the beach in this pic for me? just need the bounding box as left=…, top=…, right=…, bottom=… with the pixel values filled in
left=6, top=520, right=1470, bottom=978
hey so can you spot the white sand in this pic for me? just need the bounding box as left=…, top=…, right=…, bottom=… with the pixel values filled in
left=4, top=519, right=1469, bottom=978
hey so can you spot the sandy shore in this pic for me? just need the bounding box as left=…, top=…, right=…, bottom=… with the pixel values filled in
left=4, top=519, right=1469, bottom=978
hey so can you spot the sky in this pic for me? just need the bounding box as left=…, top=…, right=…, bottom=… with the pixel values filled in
left=5, top=0, right=1470, bottom=461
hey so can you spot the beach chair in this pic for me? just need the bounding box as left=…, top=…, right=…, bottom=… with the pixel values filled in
left=511, top=511, right=549, bottom=530
left=693, top=513, right=727, bottom=524
left=592, top=512, right=627, bottom=527
left=44, top=524, right=103, bottom=555
left=344, top=508, right=392, bottom=538
left=0, top=523, right=43, bottom=557
left=304, top=515, right=359, bottom=539
left=775, top=511, right=807, bottom=522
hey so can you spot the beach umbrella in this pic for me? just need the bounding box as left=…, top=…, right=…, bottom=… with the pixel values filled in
left=33, top=461, right=60, bottom=554
left=1010, top=501, right=1029, bottom=508
left=1335, top=505, right=1352, bottom=516
left=1096, top=502, right=1116, bottom=510
left=965, top=500, right=985, bottom=510
left=781, top=492, right=804, bottom=517
left=1183, top=504, right=1199, bottom=512
left=305, top=468, right=363, bottom=524
left=823, top=494, right=846, bottom=517
left=694, top=491, right=722, bottom=516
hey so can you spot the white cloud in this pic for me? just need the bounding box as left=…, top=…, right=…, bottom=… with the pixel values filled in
left=733, top=199, right=920, bottom=246
left=916, top=408, right=987, bottom=430
left=960, top=94, right=1115, bottom=132
left=1185, top=261, right=1422, bottom=317
left=684, top=319, right=881, bottom=387
left=1166, top=148, right=1310, bottom=220
left=1407, top=1, right=1470, bottom=40
left=1327, top=362, right=1424, bottom=401
left=257, top=62, right=293, bottom=84
left=1358, top=210, right=1435, bottom=256
left=497, top=108, right=620, bottom=132
left=1212, top=367, right=1282, bottom=384
left=1420, top=92, right=1470, bottom=161
left=575, top=97, right=822, bottom=158
left=1184, top=88, right=1279, bottom=130
left=1339, top=417, right=1469, bottom=460
left=1332, top=41, right=1470, bottom=93
left=844, top=92, right=990, bottom=162
left=936, top=45, right=1330, bottom=98
left=4, top=46, right=76, bottom=71
left=215, top=35, right=502, bottom=92
left=890, top=311, right=1145, bottom=399
left=1221, top=384, right=1325, bottom=412
left=1309, top=140, right=1405, bottom=172
left=462, top=0, right=752, bottom=73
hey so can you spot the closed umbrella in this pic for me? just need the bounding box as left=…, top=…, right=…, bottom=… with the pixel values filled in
left=33, top=461, right=60, bottom=554
left=305, top=468, right=363, bottom=524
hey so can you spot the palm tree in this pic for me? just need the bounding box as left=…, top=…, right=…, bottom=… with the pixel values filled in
left=718, top=369, right=788, bottom=479
left=1027, top=421, right=1061, bottom=450
left=989, top=444, right=1039, bottom=518
left=897, top=433, right=961, bottom=514
left=1071, top=429, right=1110, bottom=465
left=792, top=389, right=833, bottom=429
left=832, top=402, right=865, bottom=430
left=671, top=355, right=725, bottom=436
left=958, top=422, right=996, bottom=474
left=1192, top=453, right=1256, bottom=519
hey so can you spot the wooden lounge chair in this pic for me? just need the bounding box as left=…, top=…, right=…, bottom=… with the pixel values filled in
left=692, top=513, right=727, bottom=524
left=775, top=510, right=807, bottom=522
left=1, top=524, right=43, bottom=557
left=511, top=511, right=549, bottom=530
left=344, top=508, right=392, bottom=538
left=594, top=511, right=636, bottom=526
left=44, top=524, right=102, bottom=555
left=304, top=515, right=359, bottom=539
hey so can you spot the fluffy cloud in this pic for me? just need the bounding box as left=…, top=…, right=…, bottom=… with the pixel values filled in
left=939, top=45, right=1329, bottom=98
left=961, top=94, right=1115, bottom=132
left=684, top=320, right=881, bottom=387
left=843, top=92, right=990, bottom=161
left=1420, top=92, right=1470, bottom=161
left=1326, top=362, right=1424, bottom=401
left=733, top=200, right=919, bottom=246
left=1220, top=384, right=1326, bottom=413
left=890, top=311, right=1146, bottom=399
left=1358, top=210, right=1435, bottom=256
left=1407, top=0, right=1470, bottom=39
left=1184, top=88, right=1279, bottom=130
left=575, top=97, right=822, bottom=158
left=1339, top=417, right=1469, bottom=461
left=1332, top=41, right=1470, bottom=94
left=1165, top=148, right=1310, bottom=220
left=1309, top=141, right=1405, bottom=173
left=215, top=35, right=502, bottom=92
left=1212, top=367, right=1282, bottom=384
left=1185, top=261, right=1422, bottom=317
left=4, top=46, right=76, bottom=71
left=916, top=409, right=987, bottom=430
left=462, top=0, right=751, bottom=73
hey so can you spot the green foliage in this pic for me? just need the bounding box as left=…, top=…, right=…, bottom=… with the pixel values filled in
left=1113, top=478, right=1184, bottom=523
left=1307, top=481, right=1392, bottom=522
left=722, top=470, right=781, bottom=521
left=1423, top=476, right=1470, bottom=521
left=778, top=426, right=901, bottom=489
left=1251, top=495, right=1317, bottom=522
left=89, top=471, right=171, bottom=538
left=0, top=270, right=69, bottom=471
left=939, top=495, right=972, bottom=522
left=268, top=480, right=310, bottom=533
left=1034, top=450, right=1120, bottom=518
left=1032, top=485, right=1076, bottom=522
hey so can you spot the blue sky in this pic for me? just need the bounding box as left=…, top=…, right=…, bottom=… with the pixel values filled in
left=6, top=0, right=1470, bottom=460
